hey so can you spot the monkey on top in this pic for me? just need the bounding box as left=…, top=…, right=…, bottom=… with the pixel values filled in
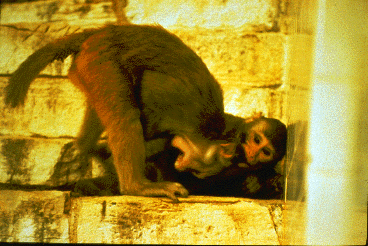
left=5, top=24, right=287, bottom=201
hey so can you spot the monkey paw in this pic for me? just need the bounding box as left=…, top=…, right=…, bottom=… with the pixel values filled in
left=136, top=181, right=189, bottom=202
left=46, top=142, right=91, bottom=186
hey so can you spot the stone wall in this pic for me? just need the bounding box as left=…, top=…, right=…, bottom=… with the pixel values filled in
left=0, top=0, right=293, bottom=243
left=0, top=0, right=289, bottom=189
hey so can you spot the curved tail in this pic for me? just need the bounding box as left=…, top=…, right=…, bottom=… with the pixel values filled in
left=4, top=29, right=98, bottom=108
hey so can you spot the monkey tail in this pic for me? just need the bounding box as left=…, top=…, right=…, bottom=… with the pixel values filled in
left=4, top=29, right=98, bottom=108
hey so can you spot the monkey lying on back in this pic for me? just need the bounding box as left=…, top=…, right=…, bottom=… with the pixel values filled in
left=73, top=113, right=287, bottom=199
left=5, top=24, right=286, bottom=201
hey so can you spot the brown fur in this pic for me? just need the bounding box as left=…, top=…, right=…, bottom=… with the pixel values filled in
left=5, top=24, right=227, bottom=201
left=5, top=24, right=287, bottom=201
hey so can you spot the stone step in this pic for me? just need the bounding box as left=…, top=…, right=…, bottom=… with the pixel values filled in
left=0, top=190, right=283, bottom=244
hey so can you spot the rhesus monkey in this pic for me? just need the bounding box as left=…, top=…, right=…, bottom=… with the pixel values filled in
left=146, top=114, right=287, bottom=198
left=71, top=114, right=287, bottom=198
left=4, top=24, right=287, bottom=201
left=5, top=24, right=236, bottom=201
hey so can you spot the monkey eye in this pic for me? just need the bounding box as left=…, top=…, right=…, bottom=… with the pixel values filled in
left=254, top=135, right=261, bottom=144
left=262, top=148, right=271, bottom=156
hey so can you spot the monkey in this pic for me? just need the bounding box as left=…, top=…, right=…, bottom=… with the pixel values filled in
left=4, top=24, right=237, bottom=202
left=71, top=114, right=287, bottom=199
left=4, top=24, right=286, bottom=201
left=141, top=114, right=287, bottom=198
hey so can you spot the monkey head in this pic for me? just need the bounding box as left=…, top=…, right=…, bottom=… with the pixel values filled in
left=171, top=135, right=236, bottom=179
left=238, top=116, right=287, bottom=170
left=170, top=115, right=287, bottom=178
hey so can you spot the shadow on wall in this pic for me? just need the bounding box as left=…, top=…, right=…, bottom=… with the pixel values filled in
left=285, top=120, right=309, bottom=201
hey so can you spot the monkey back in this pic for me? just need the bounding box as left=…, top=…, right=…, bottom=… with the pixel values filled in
left=91, top=25, right=226, bottom=140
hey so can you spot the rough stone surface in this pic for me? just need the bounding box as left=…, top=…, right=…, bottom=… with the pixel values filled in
left=126, top=0, right=279, bottom=31
left=73, top=194, right=280, bottom=244
left=223, top=86, right=286, bottom=120
left=0, top=136, right=108, bottom=186
left=1, top=0, right=117, bottom=27
left=0, top=77, right=86, bottom=138
left=0, top=190, right=281, bottom=244
left=0, top=137, right=68, bottom=185
left=0, top=25, right=286, bottom=88
left=0, top=190, right=69, bottom=243
left=172, top=29, right=286, bottom=87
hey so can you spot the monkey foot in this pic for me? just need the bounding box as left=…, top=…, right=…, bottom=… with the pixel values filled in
left=72, top=178, right=188, bottom=202
left=46, top=142, right=91, bottom=186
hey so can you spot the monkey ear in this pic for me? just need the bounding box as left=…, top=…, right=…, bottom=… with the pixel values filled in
left=244, top=112, right=264, bottom=123
left=219, top=143, right=237, bottom=159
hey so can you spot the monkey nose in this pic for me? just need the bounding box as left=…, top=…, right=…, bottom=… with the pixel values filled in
left=246, top=153, right=258, bottom=165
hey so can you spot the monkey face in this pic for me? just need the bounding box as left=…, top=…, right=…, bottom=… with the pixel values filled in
left=171, top=135, right=235, bottom=179
left=242, top=121, right=276, bottom=167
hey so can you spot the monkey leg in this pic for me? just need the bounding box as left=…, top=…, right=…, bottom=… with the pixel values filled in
left=72, top=48, right=188, bottom=201
left=76, top=103, right=105, bottom=154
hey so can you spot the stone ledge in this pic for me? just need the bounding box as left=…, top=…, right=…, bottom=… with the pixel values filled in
left=0, top=190, right=282, bottom=244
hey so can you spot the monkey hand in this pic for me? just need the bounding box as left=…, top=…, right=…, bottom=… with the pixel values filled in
left=129, top=181, right=189, bottom=203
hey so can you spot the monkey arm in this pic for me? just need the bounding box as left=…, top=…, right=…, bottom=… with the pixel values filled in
left=69, top=41, right=188, bottom=201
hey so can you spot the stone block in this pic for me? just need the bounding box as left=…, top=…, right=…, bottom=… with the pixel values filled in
left=171, top=30, right=286, bottom=88
left=0, top=77, right=86, bottom=138
left=0, top=137, right=71, bottom=185
left=0, top=136, right=109, bottom=186
left=0, top=191, right=282, bottom=244
left=287, top=35, right=314, bottom=89
left=1, top=0, right=116, bottom=26
left=0, top=190, right=69, bottom=243
left=69, top=195, right=280, bottom=244
left=126, top=0, right=279, bottom=31
left=0, top=24, right=77, bottom=76
left=223, top=86, right=286, bottom=120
